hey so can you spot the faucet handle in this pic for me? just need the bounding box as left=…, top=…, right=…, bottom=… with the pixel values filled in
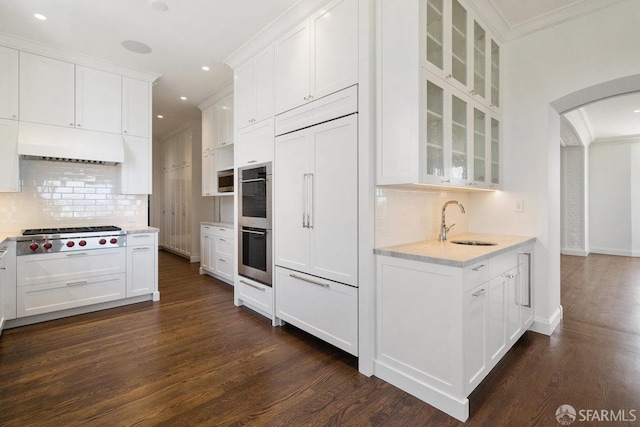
left=446, top=223, right=456, bottom=232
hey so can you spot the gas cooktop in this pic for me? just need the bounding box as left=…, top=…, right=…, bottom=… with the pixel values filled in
left=22, top=225, right=122, bottom=236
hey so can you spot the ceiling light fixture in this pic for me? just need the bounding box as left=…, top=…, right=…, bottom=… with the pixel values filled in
left=180, top=96, right=187, bottom=101
left=157, top=115, right=164, bottom=119
left=149, top=0, right=169, bottom=11
left=202, top=66, right=210, bottom=71
left=34, top=13, right=47, bottom=20
left=634, top=109, right=640, bottom=113
left=121, top=40, right=152, bottom=54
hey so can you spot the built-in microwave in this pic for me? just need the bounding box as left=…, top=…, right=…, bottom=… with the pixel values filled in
left=217, top=169, right=234, bottom=193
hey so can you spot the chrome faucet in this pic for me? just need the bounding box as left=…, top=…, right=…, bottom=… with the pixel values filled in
left=439, top=200, right=466, bottom=242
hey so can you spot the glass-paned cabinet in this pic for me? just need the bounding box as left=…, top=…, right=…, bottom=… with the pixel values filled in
left=473, top=22, right=486, bottom=99
left=426, top=0, right=444, bottom=70
left=451, top=0, right=467, bottom=86
left=473, top=108, right=486, bottom=182
left=451, top=95, right=467, bottom=179
left=491, top=40, right=500, bottom=109
left=426, top=80, right=444, bottom=177
left=491, top=118, right=500, bottom=185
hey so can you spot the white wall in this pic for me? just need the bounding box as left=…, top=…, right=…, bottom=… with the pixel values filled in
left=375, top=188, right=470, bottom=248
left=589, top=142, right=632, bottom=255
left=468, top=0, right=640, bottom=334
left=632, top=144, right=640, bottom=256
left=0, top=160, right=148, bottom=233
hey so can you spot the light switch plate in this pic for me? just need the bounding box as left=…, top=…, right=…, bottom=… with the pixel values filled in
left=515, top=199, right=524, bottom=212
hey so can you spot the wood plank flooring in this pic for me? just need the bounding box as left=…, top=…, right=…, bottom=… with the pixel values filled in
left=1, top=251, right=639, bottom=426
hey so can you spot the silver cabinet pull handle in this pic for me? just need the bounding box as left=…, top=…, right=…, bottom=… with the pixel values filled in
left=308, top=173, right=314, bottom=229
left=133, top=234, right=151, bottom=238
left=240, top=178, right=266, bottom=183
left=472, top=264, right=487, bottom=271
left=66, top=252, right=88, bottom=257
left=66, top=280, right=88, bottom=287
left=302, top=173, right=309, bottom=228
left=240, top=280, right=265, bottom=292
left=290, top=273, right=329, bottom=288
left=517, top=251, right=532, bottom=308
left=133, top=247, right=150, bottom=251
left=472, top=289, right=486, bottom=297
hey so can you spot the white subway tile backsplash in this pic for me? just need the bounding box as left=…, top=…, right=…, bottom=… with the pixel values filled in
left=375, top=187, right=470, bottom=248
left=0, top=160, right=148, bottom=232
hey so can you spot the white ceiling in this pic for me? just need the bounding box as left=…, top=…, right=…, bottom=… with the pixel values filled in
left=0, top=0, right=633, bottom=141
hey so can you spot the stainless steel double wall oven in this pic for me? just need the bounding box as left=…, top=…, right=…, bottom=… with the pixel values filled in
left=237, top=162, right=272, bottom=286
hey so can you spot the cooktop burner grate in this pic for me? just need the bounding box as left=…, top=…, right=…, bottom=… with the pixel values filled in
left=22, top=225, right=122, bottom=236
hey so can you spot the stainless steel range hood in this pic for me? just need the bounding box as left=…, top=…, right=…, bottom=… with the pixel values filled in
left=17, top=122, right=125, bottom=165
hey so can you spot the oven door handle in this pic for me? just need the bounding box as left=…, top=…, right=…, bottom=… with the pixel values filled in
left=241, top=229, right=267, bottom=236
left=239, top=178, right=266, bottom=183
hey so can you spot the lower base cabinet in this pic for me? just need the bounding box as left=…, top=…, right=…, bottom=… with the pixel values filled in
left=275, top=266, right=358, bottom=356
left=237, top=276, right=274, bottom=317
left=200, top=224, right=234, bottom=284
left=126, top=233, right=158, bottom=298
left=375, top=245, right=533, bottom=422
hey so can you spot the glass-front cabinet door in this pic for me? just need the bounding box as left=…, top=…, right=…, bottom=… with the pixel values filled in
left=450, top=0, right=467, bottom=87
left=472, top=107, right=486, bottom=184
left=425, top=80, right=445, bottom=178
left=450, top=94, right=468, bottom=181
left=425, top=0, right=444, bottom=71
left=490, top=40, right=500, bottom=110
left=490, top=117, right=500, bottom=187
left=473, top=21, right=486, bottom=99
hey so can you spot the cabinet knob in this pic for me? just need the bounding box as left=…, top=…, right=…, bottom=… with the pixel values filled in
left=446, top=74, right=452, bottom=79
left=77, top=124, right=81, bottom=127
left=304, top=96, right=308, bottom=101
left=69, top=123, right=74, bottom=126
left=12, top=114, right=16, bottom=119
left=441, top=179, right=451, bottom=184
left=124, top=130, right=128, bottom=133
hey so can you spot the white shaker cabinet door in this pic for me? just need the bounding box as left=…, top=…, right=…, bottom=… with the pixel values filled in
left=235, top=59, right=255, bottom=129
left=274, top=129, right=313, bottom=271
left=310, top=0, right=359, bottom=100
left=0, top=46, right=18, bottom=120
left=75, top=66, right=122, bottom=133
left=19, top=52, right=75, bottom=128
left=121, top=136, right=151, bottom=194
left=0, top=119, right=19, bottom=192
left=274, top=19, right=310, bottom=114
left=122, top=77, right=150, bottom=138
left=309, top=114, right=358, bottom=286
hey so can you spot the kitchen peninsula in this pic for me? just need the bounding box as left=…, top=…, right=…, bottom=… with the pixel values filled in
left=374, top=233, right=535, bottom=421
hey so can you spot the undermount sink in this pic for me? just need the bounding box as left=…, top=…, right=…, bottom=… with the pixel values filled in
left=450, top=240, right=498, bottom=246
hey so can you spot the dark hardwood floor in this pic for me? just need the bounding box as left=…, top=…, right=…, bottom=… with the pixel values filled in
left=1, top=251, right=639, bottom=426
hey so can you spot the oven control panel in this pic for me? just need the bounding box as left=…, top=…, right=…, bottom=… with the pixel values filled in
left=17, top=234, right=127, bottom=255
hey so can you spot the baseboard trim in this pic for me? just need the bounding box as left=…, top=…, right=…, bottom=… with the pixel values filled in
left=530, top=305, right=563, bottom=336
left=590, top=247, right=638, bottom=257
left=561, top=248, right=589, bottom=257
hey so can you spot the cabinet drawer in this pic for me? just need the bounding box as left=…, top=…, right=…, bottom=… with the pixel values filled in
left=463, top=261, right=490, bottom=292
left=214, top=237, right=233, bottom=259
left=17, top=273, right=126, bottom=317
left=275, top=267, right=358, bottom=356
left=238, top=277, right=273, bottom=315
left=202, top=224, right=233, bottom=239
left=490, top=251, right=519, bottom=277
left=215, top=256, right=233, bottom=281
left=128, top=233, right=156, bottom=246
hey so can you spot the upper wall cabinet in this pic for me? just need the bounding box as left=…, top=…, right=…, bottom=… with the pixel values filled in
left=122, top=77, right=150, bottom=138
left=76, top=66, right=122, bottom=134
left=0, top=46, right=19, bottom=120
left=423, top=0, right=500, bottom=112
left=19, top=52, right=76, bottom=128
left=274, top=0, right=358, bottom=115
left=120, top=135, right=151, bottom=195
left=378, top=0, right=502, bottom=189
left=216, top=95, right=234, bottom=148
left=236, top=45, right=274, bottom=130
left=0, top=119, right=19, bottom=192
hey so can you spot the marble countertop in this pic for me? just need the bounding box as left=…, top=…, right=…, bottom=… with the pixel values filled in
left=201, top=221, right=234, bottom=228
left=375, top=233, right=536, bottom=267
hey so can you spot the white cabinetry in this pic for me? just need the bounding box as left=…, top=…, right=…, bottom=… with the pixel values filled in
left=0, top=46, right=18, bottom=120
left=0, top=119, right=19, bottom=192
left=275, top=267, right=358, bottom=355
left=201, top=92, right=234, bottom=196
left=75, top=66, right=122, bottom=133
left=122, top=77, right=150, bottom=138
left=274, top=0, right=358, bottom=114
left=236, top=118, right=274, bottom=168
left=200, top=224, right=234, bottom=284
left=275, top=113, right=358, bottom=286
left=378, top=0, right=501, bottom=189
left=120, top=135, right=151, bottom=194
left=158, top=125, right=203, bottom=260
left=236, top=45, right=274, bottom=129
left=0, top=248, right=6, bottom=335
left=126, top=233, right=158, bottom=298
left=375, top=244, right=533, bottom=421
left=19, top=52, right=75, bottom=128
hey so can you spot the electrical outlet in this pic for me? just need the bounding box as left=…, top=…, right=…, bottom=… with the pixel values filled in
left=515, top=199, right=524, bottom=213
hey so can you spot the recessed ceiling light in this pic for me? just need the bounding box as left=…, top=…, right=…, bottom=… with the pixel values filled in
left=121, top=40, right=152, bottom=54
left=149, top=0, right=169, bottom=11
left=157, top=115, right=164, bottom=119
left=202, top=66, right=210, bottom=71
left=180, top=96, right=187, bottom=101
left=634, top=109, right=640, bottom=113
left=34, top=13, right=47, bottom=20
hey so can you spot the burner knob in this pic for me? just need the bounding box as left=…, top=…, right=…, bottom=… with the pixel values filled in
left=110, top=238, right=118, bottom=244
left=44, top=242, right=53, bottom=250
left=79, top=240, right=87, bottom=247
left=29, top=242, right=39, bottom=251
left=66, top=241, right=75, bottom=248
left=99, top=239, right=107, bottom=245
